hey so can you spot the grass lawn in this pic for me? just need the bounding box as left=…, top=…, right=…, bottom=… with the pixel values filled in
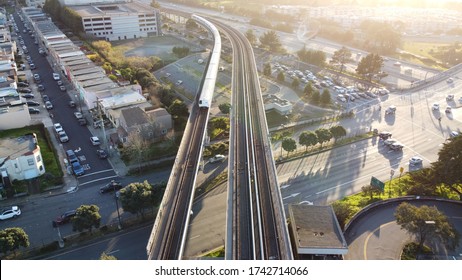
left=400, top=41, right=451, bottom=70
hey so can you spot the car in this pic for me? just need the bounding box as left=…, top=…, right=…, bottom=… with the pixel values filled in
left=432, top=103, right=439, bottom=111
left=21, top=93, right=34, bottom=99
left=29, top=63, right=36, bottom=69
left=37, top=84, right=45, bottom=91
left=58, top=131, right=69, bottom=143
left=57, top=80, right=63, bottom=86
left=66, top=149, right=79, bottom=164
left=445, top=106, right=452, bottom=113
left=18, top=87, right=32, bottom=93
left=209, top=154, right=226, bottom=163
left=74, top=112, right=83, bottom=119
left=28, top=107, right=40, bottom=114
left=449, top=131, right=460, bottom=138
left=17, top=81, right=29, bottom=87
left=33, top=73, right=40, bottom=80
left=165, top=72, right=171, bottom=77
left=383, top=138, right=398, bottom=146
left=90, top=136, right=100, bottom=146
left=385, top=105, right=396, bottom=115
left=72, top=161, right=85, bottom=176
left=378, top=131, right=392, bottom=140
left=459, top=97, right=462, bottom=104
left=69, top=100, right=76, bottom=108
left=53, top=123, right=63, bottom=133
left=409, top=156, right=423, bottom=166
left=446, top=94, right=454, bottom=101
left=52, top=73, right=60, bottom=80
left=447, top=78, right=454, bottom=83
left=78, top=118, right=87, bottom=126
left=393, top=61, right=401, bottom=66
left=42, top=95, right=49, bottom=102
left=59, top=85, right=66, bottom=92
left=100, top=181, right=123, bottom=194
left=52, top=210, right=76, bottom=227
left=97, top=149, right=108, bottom=159
left=45, top=101, right=53, bottom=110
left=175, top=80, right=183, bottom=86
left=390, top=142, right=404, bottom=151
left=0, top=206, right=21, bottom=220
left=27, top=100, right=40, bottom=106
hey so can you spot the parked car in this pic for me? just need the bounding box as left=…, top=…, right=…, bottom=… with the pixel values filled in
left=409, top=156, right=423, bottom=166
left=37, top=84, right=45, bottom=91
left=57, top=80, right=63, bottom=86
left=445, top=106, right=452, bottom=113
left=90, top=136, right=100, bottom=146
left=72, top=161, right=85, bottom=176
left=78, top=118, right=87, bottom=126
left=17, top=81, right=29, bottom=87
left=28, top=107, right=40, bottom=114
left=45, top=101, right=53, bottom=110
left=59, top=85, right=66, bottom=92
left=18, top=87, right=32, bottom=93
left=209, top=154, right=226, bottom=163
left=21, top=93, right=34, bottom=99
left=52, top=210, right=76, bottom=227
left=58, top=131, right=69, bottom=143
left=97, top=149, right=108, bottom=159
left=100, top=181, right=123, bottom=194
left=449, top=131, right=460, bottom=138
left=66, top=149, right=79, bottom=164
left=0, top=206, right=21, bottom=220
left=52, top=73, right=60, bottom=80
left=26, top=100, right=40, bottom=106
left=42, top=95, right=49, bottom=102
left=69, top=100, right=76, bottom=108
left=54, top=123, right=63, bottom=133
left=74, top=112, right=83, bottom=119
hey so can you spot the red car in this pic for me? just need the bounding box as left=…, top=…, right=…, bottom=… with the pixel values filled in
left=52, top=210, right=76, bottom=227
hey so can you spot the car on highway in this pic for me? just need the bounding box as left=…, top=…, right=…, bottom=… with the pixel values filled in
left=97, top=149, right=108, bottom=159
left=100, top=181, right=123, bottom=194
left=385, top=105, right=396, bottom=115
left=209, top=154, right=225, bottom=163
left=0, top=206, right=21, bottom=220
left=383, top=138, right=398, bottom=146
left=447, top=78, right=453, bottom=83
left=432, top=103, right=439, bottom=111
left=446, top=94, right=454, bottom=101
left=90, top=136, right=100, bottom=146
left=390, top=142, right=404, bottom=151
left=378, top=131, right=392, bottom=140
left=52, top=210, right=76, bottom=227
left=409, top=156, right=423, bottom=166
left=72, top=161, right=84, bottom=176
left=393, top=61, right=401, bottom=67
left=66, top=149, right=79, bottom=164
left=28, top=107, right=40, bottom=114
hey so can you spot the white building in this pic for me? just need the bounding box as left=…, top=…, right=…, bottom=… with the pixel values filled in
left=69, top=1, right=161, bottom=41
left=0, top=133, right=46, bottom=182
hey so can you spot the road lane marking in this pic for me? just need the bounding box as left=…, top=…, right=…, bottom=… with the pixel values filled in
left=79, top=175, right=119, bottom=186
left=363, top=221, right=395, bottom=260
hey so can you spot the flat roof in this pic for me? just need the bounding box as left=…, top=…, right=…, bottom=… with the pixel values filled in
left=71, top=67, right=104, bottom=76
left=288, top=205, right=348, bottom=256
left=0, top=133, right=37, bottom=160
left=74, top=72, right=107, bottom=82
left=81, top=78, right=115, bottom=88
left=70, top=1, right=156, bottom=18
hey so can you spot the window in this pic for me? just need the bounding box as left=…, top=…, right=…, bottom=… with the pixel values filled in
left=28, top=158, right=34, bottom=166
left=39, top=165, right=43, bottom=171
left=36, top=155, right=41, bottom=162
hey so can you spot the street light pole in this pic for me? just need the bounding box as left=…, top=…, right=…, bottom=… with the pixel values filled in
left=389, top=169, right=395, bottom=198
left=113, top=182, right=122, bottom=230
left=56, top=225, right=64, bottom=248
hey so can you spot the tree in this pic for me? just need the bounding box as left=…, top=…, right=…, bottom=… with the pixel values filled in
left=361, top=184, right=381, bottom=200
left=311, top=90, right=320, bottom=104
left=360, top=20, right=401, bottom=54
left=72, top=205, right=101, bottom=234
left=277, top=71, right=285, bottom=82
left=168, top=99, right=189, bottom=119
left=329, top=125, right=347, bottom=141
left=401, top=168, right=438, bottom=197
left=431, top=135, right=462, bottom=200
left=298, top=131, right=318, bottom=152
left=209, top=117, right=229, bottom=131
left=356, top=53, right=383, bottom=82
left=218, top=103, right=231, bottom=114
left=331, top=201, right=353, bottom=230
left=395, top=203, right=459, bottom=252
left=100, top=252, right=117, bottom=260
left=185, top=19, right=198, bottom=29
left=0, top=228, right=29, bottom=256
left=281, top=137, right=297, bottom=157
left=122, top=131, right=149, bottom=169
left=330, top=46, right=352, bottom=73
left=304, top=82, right=315, bottom=97
left=315, top=128, right=332, bottom=147
left=263, top=63, right=272, bottom=76
left=297, top=46, right=326, bottom=67
left=259, top=30, right=283, bottom=52
left=150, top=0, right=160, bottom=8
left=291, top=77, right=300, bottom=88
left=245, top=29, right=257, bottom=46
left=172, top=46, right=190, bottom=58
left=119, top=181, right=154, bottom=219
left=320, top=89, right=331, bottom=105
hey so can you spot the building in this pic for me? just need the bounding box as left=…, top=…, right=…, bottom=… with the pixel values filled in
left=0, top=133, right=46, bottom=182
left=69, top=1, right=161, bottom=41
left=263, top=94, right=292, bottom=115
left=288, top=204, right=348, bottom=259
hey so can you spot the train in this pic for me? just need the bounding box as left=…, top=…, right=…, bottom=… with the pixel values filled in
left=192, top=14, right=222, bottom=108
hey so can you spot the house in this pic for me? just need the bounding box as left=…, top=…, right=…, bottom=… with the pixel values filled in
left=0, top=133, right=46, bottom=182
left=116, top=107, right=173, bottom=145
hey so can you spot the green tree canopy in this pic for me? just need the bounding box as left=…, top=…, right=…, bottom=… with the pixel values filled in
left=100, top=252, right=117, bottom=260
left=360, top=20, right=401, bottom=54
left=401, top=168, right=439, bottom=197
left=311, top=90, right=321, bottom=104
left=395, top=202, right=459, bottom=251
left=259, top=31, right=283, bottom=52
left=315, top=128, right=332, bottom=147
left=209, top=117, right=230, bottom=131
left=291, top=77, right=300, bottom=88
left=218, top=103, right=231, bottom=114
left=281, top=137, right=297, bottom=157
left=320, top=89, right=331, bottom=105
left=330, top=46, right=352, bottom=73
left=329, top=125, right=347, bottom=140
left=263, top=63, right=272, bottom=76
left=304, top=82, right=315, bottom=97
left=297, top=46, right=326, bottom=67
left=277, top=71, right=285, bottom=82
left=168, top=99, right=189, bottom=119
left=185, top=19, right=198, bottom=29
left=331, top=201, right=353, bottom=230
left=245, top=29, right=257, bottom=45
left=119, top=181, right=154, bottom=219
left=0, top=227, right=29, bottom=255
left=72, top=205, right=101, bottom=233
left=298, top=131, right=318, bottom=151
left=356, top=53, right=384, bottom=82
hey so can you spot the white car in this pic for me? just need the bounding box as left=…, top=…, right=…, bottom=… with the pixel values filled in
left=446, top=94, right=454, bottom=101
left=53, top=123, right=63, bottom=133
left=409, top=156, right=423, bottom=166
left=74, top=112, right=83, bottom=119
left=90, top=136, right=101, bottom=146
left=449, top=131, right=460, bottom=138
left=431, top=103, right=439, bottom=111
left=383, top=138, right=398, bottom=146
left=447, top=78, right=453, bottom=83
left=0, top=206, right=21, bottom=220
left=58, top=131, right=69, bottom=143
left=209, top=154, right=225, bottom=163
left=52, top=73, right=60, bottom=80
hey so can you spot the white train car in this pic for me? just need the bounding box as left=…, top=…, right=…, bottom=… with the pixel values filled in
left=192, top=14, right=222, bottom=108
